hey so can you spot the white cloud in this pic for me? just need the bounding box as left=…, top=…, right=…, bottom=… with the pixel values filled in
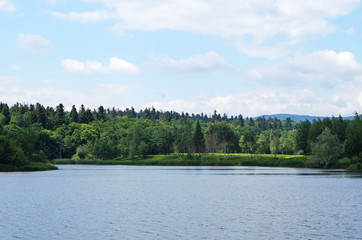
left=143, top=88, right=361, bottom=117
left=154, top=51, right=233, bottom=74
left=0, top=84, right=133, bottom=110
left=358, top=92, right=362, bottom=107
left=249, top=50, right=362, bottom=87
left=17, top=34, right=54, bottom=52
left=51, top=10, right=112, bottom=23
left=10, top=64, right=21, bottom=71
left=52, top=0, right=360, bottom=58
left=0, top=0, right=15, bottom=11
left=0, top=76, right=18, bottom=84
left=61, top=57, right=139, bottom=74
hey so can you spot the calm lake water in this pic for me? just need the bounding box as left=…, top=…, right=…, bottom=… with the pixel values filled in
left=0, top=165, right=361, bottom=239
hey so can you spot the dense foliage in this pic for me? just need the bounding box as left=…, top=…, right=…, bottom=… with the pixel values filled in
left=0, top=102, right=361, bottom=169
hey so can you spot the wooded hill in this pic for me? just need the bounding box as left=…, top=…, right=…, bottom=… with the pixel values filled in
left=0, top=102, right=361, bottom=169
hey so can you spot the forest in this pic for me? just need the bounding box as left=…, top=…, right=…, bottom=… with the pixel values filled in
left=0, top=102, right=361, bottom=170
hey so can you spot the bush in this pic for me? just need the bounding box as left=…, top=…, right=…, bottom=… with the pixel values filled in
left=308, top=128, right=344, bottom=168
left=337, top=158, right=351, bottom=169
left=0, top=136, right=28, bottom=166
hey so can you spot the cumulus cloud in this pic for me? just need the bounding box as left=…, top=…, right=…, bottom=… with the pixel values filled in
left=17, top=34, right=54, bottom=52
left=51, top=0, right=359, bottom=58
left=249, top=50, right=362, bottom=87
left=0, top=84, right=134, bottom=110
left=0, top=0, right=15, bottom=11
left=143, top=88, right=361, bottom=117
left=61, top=57, right=140, bottom=74
left=154, top=51, right=233, bottom=74
left=52, top=11, right=113, bottom=23
left=358, top=92, right=362, bottom=107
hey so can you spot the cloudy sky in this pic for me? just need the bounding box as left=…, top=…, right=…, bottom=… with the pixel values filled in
left=1, top=0, right=362, bottom=117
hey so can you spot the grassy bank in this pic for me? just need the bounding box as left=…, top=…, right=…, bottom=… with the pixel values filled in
left=0, top=162, right=58, bottom=172
left=52, top=153, right=307, bottom=168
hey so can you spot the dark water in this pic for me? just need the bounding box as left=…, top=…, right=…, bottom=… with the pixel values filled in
left=0, top=165, right=361, bottom=239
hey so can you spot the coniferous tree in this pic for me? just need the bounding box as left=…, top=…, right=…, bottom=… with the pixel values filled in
left=96, top=105, right=106, bottom=121
left=344, top=113, right=362, bottom=158
left=54, top=103, right=66, bottom=127
left=249, top=117, right=255, bottom=127
left=84, top=109, right=94, bottom=123
left=193, top=120, right=205, bottom=155
left=238, top=114, right=244, bottom=127
left=79, top=104, right=86, bottom=123
left=1, top=103, right=10, bottom=125
left=35, top=103, right=47, bottom=127
left=70, top=105, right=79, bottom=123
left=285, top=117, right=293, bottom=131
left=296, top=120, right=311, bottom=154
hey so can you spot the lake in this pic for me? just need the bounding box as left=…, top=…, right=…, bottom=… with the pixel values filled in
left=0, top=165, right=361, bottom=239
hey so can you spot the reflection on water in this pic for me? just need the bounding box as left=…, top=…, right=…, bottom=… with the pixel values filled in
left=0, top=165, right=361, bottom=239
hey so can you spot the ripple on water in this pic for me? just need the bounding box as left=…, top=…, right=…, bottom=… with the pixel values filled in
left=0, top=165, right=361, bottom=239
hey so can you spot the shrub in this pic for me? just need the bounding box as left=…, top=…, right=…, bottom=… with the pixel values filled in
left=0, top=136, right=27, bottom=166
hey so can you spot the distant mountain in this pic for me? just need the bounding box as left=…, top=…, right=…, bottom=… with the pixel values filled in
left=254, top=114, right=355, bottom=123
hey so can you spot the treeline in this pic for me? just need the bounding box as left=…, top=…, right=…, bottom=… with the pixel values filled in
left=0, top=102, right=361, bottom=169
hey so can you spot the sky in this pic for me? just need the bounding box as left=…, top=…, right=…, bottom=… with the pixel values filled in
left=1, top=0, right=362, bottom=117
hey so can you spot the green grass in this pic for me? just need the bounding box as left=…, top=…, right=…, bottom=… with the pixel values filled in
left=0, top=162, right=58, bottom=172
left=52, top=153, right=307, bottom=168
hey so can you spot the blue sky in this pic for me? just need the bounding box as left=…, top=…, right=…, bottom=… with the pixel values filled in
left=1, top=0, right=362, bottom=117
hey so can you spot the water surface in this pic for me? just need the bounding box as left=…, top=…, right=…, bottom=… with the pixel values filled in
left=1, top=165, right=361, bottom=239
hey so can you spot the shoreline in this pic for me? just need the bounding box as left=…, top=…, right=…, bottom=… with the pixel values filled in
left=52, top=153, right=307, bottom=168
left=0, top=163, right=58, bottom=172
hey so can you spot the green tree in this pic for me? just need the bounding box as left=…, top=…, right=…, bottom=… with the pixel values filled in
left=96, top=105, right=106, bottom=121
left=79, top=104, right=86, bottom=123
left=70, top=105, right=79, bottom=123
left=241, top=128, right=256, bottom=153
left=175, top=118, right=193, bottom=155
left=238, top=114, right=244, bottom=127
left=193, top=120, right=205, bottom=155
left=307, top=128, right=344, bottom=168
left=205, top=124, right=218, bottom=153
left=295, top=120, right=311, bottom=154
left=256, top=133, right=270, bottom=154
left=285, top=117, right=293, bottom=131
left=279, top=130, right=297, bottom=155
left=84, top=109, right=94, bottom=124
left=54, top=103, right=66, bottom=127
left=269, top=130, right=280, bottom=155
left=344, top=113, right=362, bottom=158
left=1, top=103, right=11, bottom=125
left=34, top=103, right=47, bottom=127
left=91, top=137, right=120, bottom=160
left=249, top=117, right=255, bottom=127
left=0, top=136, right=27, bottom=166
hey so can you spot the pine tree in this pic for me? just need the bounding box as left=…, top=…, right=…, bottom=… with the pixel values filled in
left=70, top=105, right=79, bottom=123
left=249, top=117, right=255, bottom=127
left=285, top=117, right=293, bottom=131
left=35, top=103, right=47, bottom=127
left=54, top=103, right=66, bottom=127
left=96, top=105, right=106, bottom=121
left=238, top=114, right=244, bottom=127
left=193, top=120, right=205, bottom=155
left=1, top=103, right=10, bottom=125
left=79, top=104, right=86, bottom=123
